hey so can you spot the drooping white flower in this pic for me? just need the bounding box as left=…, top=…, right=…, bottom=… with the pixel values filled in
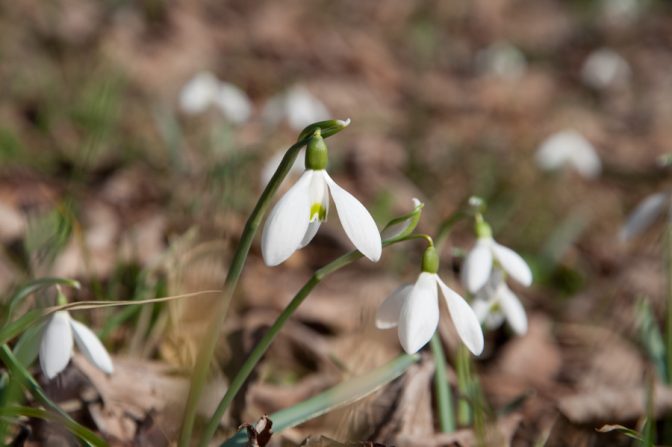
left=263, top=86, right=330, bottom=131
left=376, top=271, right=484, bottom=355
left=535, top=130, right=602, bottom=179
left=261, top=132, right=381, bottom=266
left=39, top=311, right=113, bottom=379
left=620, top=191, right=671, bottom=241
left=462, top=235, right=532, bottom=294
left=471, top=270, right=527, bottom=335
left=179, top=71, right=252, bottom=123
left=581, top=48, right=631, bottom=90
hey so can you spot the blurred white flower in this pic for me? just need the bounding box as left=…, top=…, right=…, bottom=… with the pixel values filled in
left=581, top=48, right=631, bottom=90
left=179, top=71, right=252, bottom=124
left=471, top=270, right=527, bottom=335
left=620, top=191, right=671, bottom=241
left=376, top=272, right=484, bottom=355
left=260, top=148, right=305, bottom=188
left=535, top=130, right=602, bottom=179
left=462, top=236, right=532, bottom=294
left=476, top=41, right=527, bottom=80
left=39, top=311, right=113, bottom=379
left=261, top=169, right=381, bottom=266
left=601, top=0, right=643, bottom=25
left=263, top=86, right=330, bottom=131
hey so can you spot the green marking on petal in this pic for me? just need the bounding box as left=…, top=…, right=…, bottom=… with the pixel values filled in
left=310, top=203, right=327, bottom=221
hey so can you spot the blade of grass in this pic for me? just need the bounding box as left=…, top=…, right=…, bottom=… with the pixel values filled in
left=430, top=333, right=455, bottom=432
left=219, top=354, right=419, bottom=447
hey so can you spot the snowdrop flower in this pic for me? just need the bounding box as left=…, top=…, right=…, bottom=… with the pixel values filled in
left=376, top=246, right=484, bottom=355
left=261, top=129, right=381, bottom=266
left=179, top=71, right=252, bottom=124
left=40, top=310, right=113, bottom=379
left=581, top=48, right=631, bottom=90
left=535, top=130, right=602, bottom=179
left=471, top=270, right=527, bottom=335
left=620, top=191, right=672, bottom=241
left=263, top=85, right=330, bottom=131
left=462, top=217, right=532, bottom=294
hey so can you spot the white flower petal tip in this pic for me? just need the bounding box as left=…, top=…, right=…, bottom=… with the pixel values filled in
left=39, top=311, right=74, bottom=379
left=438, top=278, right=485, bottom=356
left=324, top=173, right=382, bottom=262
left=535, top=130, right=602, bottom=179
left=337, top=118, right=351, bottom=128
left=581, top=48, right=631, bottom=90
left=71, top=320, right=114, bottom=374
left=499, top=287, right=528, bottom=336
left=398, top=273, right=439, bottom=354
left=620, top=192, right=668, bottom=242
left=491, top=243, right=533, bottom=287
left=261, top=171, right=314, bottom=266
left=462, top=239, right=494, bottom=293
left=375, top=285, right=413, bottom=329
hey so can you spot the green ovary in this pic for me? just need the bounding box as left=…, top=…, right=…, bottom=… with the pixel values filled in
left=310, top=203, right=327, bottom=221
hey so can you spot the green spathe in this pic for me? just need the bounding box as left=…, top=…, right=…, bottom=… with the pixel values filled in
left=305, top=129, right=329, bottom=170
left=422, top=246, right=439, bottom=274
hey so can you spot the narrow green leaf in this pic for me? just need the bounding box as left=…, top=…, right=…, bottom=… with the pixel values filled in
left=6, top=277, right=80, bottom=321
left=220, top=354, right=419, bottom=447
left=13, top=321, right=45, bottom=367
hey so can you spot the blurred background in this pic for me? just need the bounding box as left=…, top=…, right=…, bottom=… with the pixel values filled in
left=1, top=0, right=672, bottom=445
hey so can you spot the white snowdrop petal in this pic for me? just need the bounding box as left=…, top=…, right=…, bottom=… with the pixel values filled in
left=375, top=284, right=413, bottom=329
left=437, top=277, right=484, bottom=356
left=324, top=173, right=382, bottom=262
left=471, top=298, right=490, bottom=325
left=620, top=192, right=668, bottom=241
left=299, top=220, right=321, bottom=248
left=39, top=311, right=74, bottom=379
left=491, top=242, right=532, bottom=287
left=214, top=83, right=253, bottom=124
left=398, top=273, right=439, bottom=354
left=179, top=72, right=219, bottom=114
left=70, top=320, right=114, bottom=374
left=462, top=239, right=493, bottom=293
left=498, top=286, right=528, bottom=335
left=261, top=171, right=314, bottom=266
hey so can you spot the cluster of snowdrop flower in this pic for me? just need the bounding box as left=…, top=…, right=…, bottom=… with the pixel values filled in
left=462, top=212, right=532, bottom=335
left=535, top=130, right=602, bottom=179
left=39, top=289, right=113, bottom=379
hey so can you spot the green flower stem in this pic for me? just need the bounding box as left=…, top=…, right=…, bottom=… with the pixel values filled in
left=666, top=222, right=672, bottom=384
left=197, top=235, right=414, bottom=447
left=178, top=138, right=307, bottom=446
left=430, top=333, right=455, bottom=432
left=179, top=121, right=348, bottom=446
left=0, top=345, right=106, bottom=447
left=456, top=345, right=472, bottom=426
left=434, top=210, right=467, bottom=252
